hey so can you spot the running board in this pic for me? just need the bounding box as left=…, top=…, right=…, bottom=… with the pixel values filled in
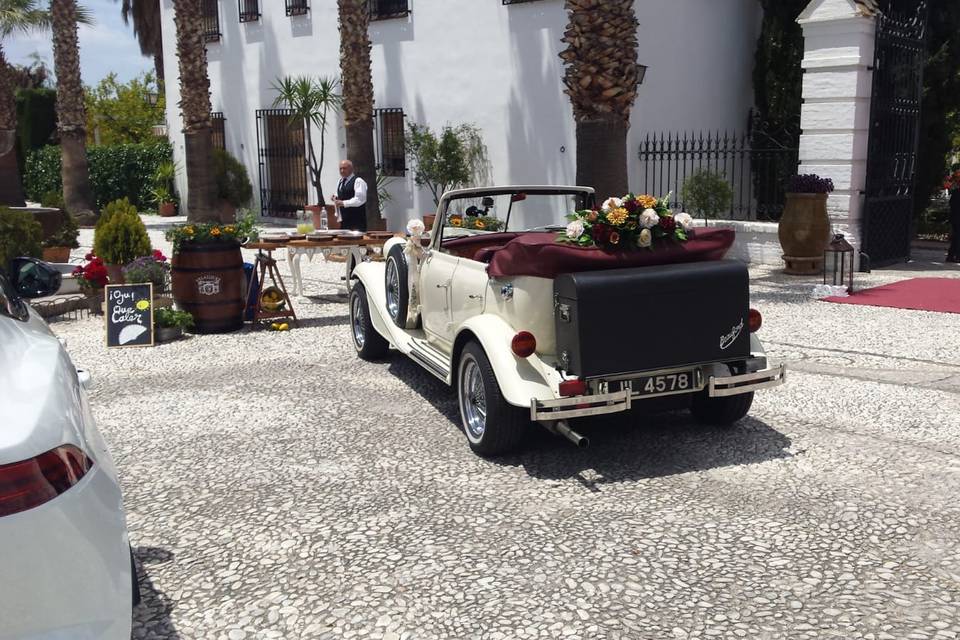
left=409, top=339, right=451, bottom=383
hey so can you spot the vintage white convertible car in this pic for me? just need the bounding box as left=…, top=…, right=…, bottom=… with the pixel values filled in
left=348, top=186, right=785, bottom=456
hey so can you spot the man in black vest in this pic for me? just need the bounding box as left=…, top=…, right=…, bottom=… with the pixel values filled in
left=333, top=159, right=368, bottom=231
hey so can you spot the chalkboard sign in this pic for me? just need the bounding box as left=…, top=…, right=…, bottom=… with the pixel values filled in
left=105, top=283, right=154, bottom=348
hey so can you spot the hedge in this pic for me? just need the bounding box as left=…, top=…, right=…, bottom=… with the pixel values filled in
left=24, top=141, right=173, bottom=210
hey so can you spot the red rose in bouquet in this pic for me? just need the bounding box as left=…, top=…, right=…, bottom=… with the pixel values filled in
left=658, top=215, right=677, bottom=233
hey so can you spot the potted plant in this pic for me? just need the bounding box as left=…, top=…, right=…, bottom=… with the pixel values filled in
left=93, top=198, right=152, bottom=283
left=154, top=307, right=193, bottom=343
left=778, top=174, right=835, bottom=275
left=41, top=212, right=80, bottom=263
left=165, top=212, right=259, bottom=334
left=212, top=149, right=253, bottom=223
left=71, top=253, right=109, bottom=314
left=122, top=249, right=172, bottom=306
left=153, top=162, right=178, bottom=217
left=0, top=207, right=43, bottom=272
left=271, top=75, right=342, bottom=227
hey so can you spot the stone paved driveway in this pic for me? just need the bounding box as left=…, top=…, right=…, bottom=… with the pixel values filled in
left=51, top=239, right=960, bottom=640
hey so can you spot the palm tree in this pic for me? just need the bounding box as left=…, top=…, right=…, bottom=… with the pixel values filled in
left=171, top=0, right=216, bottom=222
left=51, top=0, right=95, bottom=216
left=0, top=0, right=49, bottom=206
left=559, top=0, right=640, bottom=199
left=119, top=0, right=163, bottom=82
left=338, top=0, right=379, bottom=229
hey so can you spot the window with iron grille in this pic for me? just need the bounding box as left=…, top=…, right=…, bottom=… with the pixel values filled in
left=374, top=108, right=406, bottom=177
left=239, top=0, right=260, bottom=22
left=369, top=0, right=409, bottom=21
left=286, top=0, right=309, bottom=16
left=256, top=109, right=308, bottom=218
left=211, top=112, right=226, bottom=151
left=202, top=0, right=220, bottom=42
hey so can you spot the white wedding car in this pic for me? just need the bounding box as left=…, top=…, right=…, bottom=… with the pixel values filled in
left=348, top=186, right=785, bottom=456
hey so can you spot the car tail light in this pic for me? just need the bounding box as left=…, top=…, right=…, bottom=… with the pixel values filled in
left=559, top=378, right=587, bottom=397
left=511, top=331, right=537, bottom=358
left=0, top=445, right=93, bottom=517
left=748, top=308, right=763, bottom=333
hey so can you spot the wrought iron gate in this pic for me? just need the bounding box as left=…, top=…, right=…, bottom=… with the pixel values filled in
left=861, top=2, right=928, bottom=267
left=255, top=109, right=308, bottom=219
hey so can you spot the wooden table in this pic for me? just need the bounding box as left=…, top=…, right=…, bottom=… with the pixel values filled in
left=251, top=235, right=398, bottom=296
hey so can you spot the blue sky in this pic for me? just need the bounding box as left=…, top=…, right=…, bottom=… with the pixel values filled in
left=5, top=0, right=153, bottom=85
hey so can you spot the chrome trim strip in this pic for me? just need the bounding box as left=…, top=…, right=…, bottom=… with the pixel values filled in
left=708, top=364, right=786, bottom=397
left=530, top=390, right=632, bottom=421
left=409, top=347, right=449, bottom=382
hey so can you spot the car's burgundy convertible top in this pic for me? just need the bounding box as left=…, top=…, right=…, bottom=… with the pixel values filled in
left=443, top=229, right=736, bottom=279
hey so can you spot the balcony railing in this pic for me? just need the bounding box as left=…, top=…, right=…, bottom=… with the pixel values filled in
left=239, top=0, right=260, bottom=22
left=370, top=0, right=409, bottom=21
left=286, top=0, right=309, bottom=16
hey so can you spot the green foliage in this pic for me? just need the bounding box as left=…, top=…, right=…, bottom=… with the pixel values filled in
left=212, top=148, right=253, bottom=207
left=43, top=211, right=79, bottom=249
left=39, top=190, right=64, bottom=208
left=24, top=141, right=173, bottom=209
left=0, top=208, right=42, bottom=271
left=165, top=211, right=260, bottom=253
left=85, top=72, right=165, bottom=146
left=93, top=200, right=151, bottom=265
left=155, top=307, right=193, bottom=329
left=376, top=172, right=395, bottom=214
left=681, top=170, right=733, bottom=218
left=14, top=88, right=57, bottom=172
left=406, top=123, right=487, bottom=205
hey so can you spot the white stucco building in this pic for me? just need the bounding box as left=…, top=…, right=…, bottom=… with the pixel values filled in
left=159, top=0, right=763, bottom=229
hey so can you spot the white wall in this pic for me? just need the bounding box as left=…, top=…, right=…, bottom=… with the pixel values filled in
left=160, top=0, right=762, bottom=230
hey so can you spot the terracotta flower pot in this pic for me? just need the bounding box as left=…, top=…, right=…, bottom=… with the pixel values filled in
left=42, top=246, right=71, bottom=263
left=106, top=264, right=125, bottom=285
left=159, top=202, right=177, bottom=217
left=778, top=193, right=832, bottom=275
left=423, top=215, right=436, bottom=230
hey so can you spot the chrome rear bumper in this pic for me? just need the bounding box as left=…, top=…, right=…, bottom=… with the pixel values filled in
left=531, top=363, right=786, bottom=421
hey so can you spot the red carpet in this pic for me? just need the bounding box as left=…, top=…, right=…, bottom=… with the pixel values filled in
left=825, top=278, right=960, bottom=314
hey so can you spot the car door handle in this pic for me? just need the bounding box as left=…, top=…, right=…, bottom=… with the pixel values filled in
left=467, top=294, right=482, bottom=300
left=436, top=283, right=450, bottom=289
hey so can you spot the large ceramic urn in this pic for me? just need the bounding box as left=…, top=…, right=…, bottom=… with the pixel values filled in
left=778, top=193, right=832, bottom=275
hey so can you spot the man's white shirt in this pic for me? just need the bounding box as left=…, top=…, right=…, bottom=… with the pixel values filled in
left=336, top=174, right=368, bottom=209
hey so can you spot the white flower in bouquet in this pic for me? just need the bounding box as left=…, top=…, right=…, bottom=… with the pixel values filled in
left=637, top=228, right=652, bottom=248
left=565, top=219, right=585, bottom=240
left=674, top=212, right=694, bottom=230
left=602, top=197, right=623, bottom=212
left=406, top=218, right=426, bottom=236
left=640, top=209, right=660, bottom=229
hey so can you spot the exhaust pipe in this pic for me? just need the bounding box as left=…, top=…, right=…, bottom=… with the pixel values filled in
left=542, top=420, right=590, bottom=448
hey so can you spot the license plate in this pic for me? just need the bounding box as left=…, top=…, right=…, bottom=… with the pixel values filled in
left=634, top=370, right=698, bottom=396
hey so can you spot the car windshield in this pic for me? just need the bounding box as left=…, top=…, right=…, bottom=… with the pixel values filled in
left=440, top=191, right=591, bottom=239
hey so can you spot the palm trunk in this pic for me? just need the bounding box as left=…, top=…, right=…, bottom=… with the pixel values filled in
left=51, top=0, right=95, bottom=215
left=339, top=0, right=380, bottom=229
left=172, top=0, right=217, bottom=222
left=576, top=118, right=629, bottom=199
left=0, top=45, right=25, bottom=206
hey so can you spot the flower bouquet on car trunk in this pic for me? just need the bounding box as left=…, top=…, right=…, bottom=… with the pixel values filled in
left=558, top=193, right=694, bottom=251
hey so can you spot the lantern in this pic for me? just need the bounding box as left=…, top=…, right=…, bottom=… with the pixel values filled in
left=824, top=233, right=855, bottom=294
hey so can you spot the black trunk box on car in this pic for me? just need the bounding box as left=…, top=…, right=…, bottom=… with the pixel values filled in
left=554, top=260, right=750, bottom=378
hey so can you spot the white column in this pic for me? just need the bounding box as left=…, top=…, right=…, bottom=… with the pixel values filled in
left=797, top=0, right=878, bottom=265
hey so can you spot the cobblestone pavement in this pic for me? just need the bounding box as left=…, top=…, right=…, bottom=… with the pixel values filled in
left=54, top=228, right=960, bottom=639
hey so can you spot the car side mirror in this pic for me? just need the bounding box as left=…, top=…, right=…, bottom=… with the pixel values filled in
left=11, top=257, right=62, bottom=299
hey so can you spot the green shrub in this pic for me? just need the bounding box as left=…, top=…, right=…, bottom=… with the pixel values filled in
left=155, top=307, right=193, bottom=329
left=24, top=141, right=174, bottom=210
left=681, top=170, right=734, bottom=218
left=40, top=190, right=65, bottom=209
left=43, top=212, right=80, bottom=249
left=0, top=208, right=43, bottom=272
left=15, top=88, right=58, bottom=175
left=213, top=149, right=253, bottom=207
left=93, top=200, right=151, bottom=265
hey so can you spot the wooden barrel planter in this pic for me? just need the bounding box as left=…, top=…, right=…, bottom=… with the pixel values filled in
left=171, top=241, right=245, bottom=334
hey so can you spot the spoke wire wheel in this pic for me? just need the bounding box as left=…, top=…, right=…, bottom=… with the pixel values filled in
left=351, top=291, right=365, bottom=350
left=385, top=255, right=401, bottom=322
left=459, top=353, right=488, bottom=443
